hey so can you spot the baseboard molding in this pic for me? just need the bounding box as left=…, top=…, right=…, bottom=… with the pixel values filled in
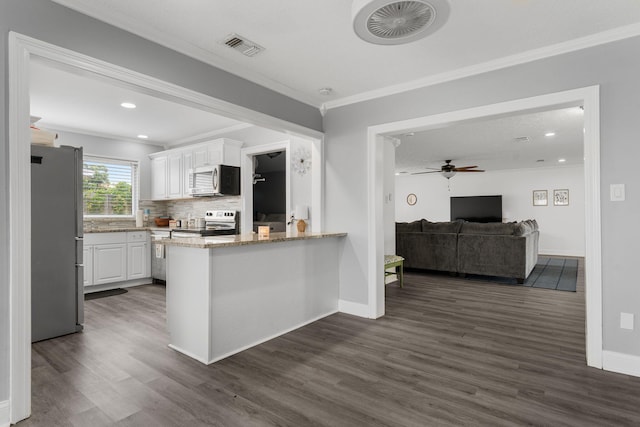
left=602, top=350, right=640, bottom=378
left=0, top=400, right=9, bottom=427
left=338, top=299, right=370, bottom=318
left=84, top=278, right=152, bottom=294
left=539, top=250, right=585, bottom=258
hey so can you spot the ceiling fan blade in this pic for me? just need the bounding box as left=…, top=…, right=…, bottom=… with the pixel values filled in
left=457, top=169, right=485, bottom=172
left=453, top=165, right=478, bottom=170
left=411, top=170, right=441, bottom=175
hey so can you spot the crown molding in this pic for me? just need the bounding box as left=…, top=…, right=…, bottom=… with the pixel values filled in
left=172, top=123, right=254, bottom=146
left=51, top=0, right=322, bottom=108
left=42, top=123, right=166, bottom=147
left=323, top=22, right=640, bottom=111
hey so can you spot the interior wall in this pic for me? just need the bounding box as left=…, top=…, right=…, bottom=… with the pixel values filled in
left=1, top=0, right=322, bottom=403
left=324, top=35, right=640, bottom=358
left=395, top=166, right=585, bottom=256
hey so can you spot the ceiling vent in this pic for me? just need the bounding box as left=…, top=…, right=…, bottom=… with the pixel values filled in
left=352, top=0, right=450, bottom=45
left=514, top=136, right=531, bottom=143
left=222, top=34, right=264, bottom=57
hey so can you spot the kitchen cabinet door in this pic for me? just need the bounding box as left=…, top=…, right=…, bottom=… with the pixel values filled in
left=83, top=245, right=94, bottom=287
left=93, top=243, right=127, bottom=285
left=127, top=242, right=148, bottom=280
left=192, top=146, right=209, bottom=168
left=167, top=152, right=182, bottom=199
left=151, top=156, right=168, bottom=200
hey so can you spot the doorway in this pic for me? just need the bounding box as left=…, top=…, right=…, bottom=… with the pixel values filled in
left=252, top=151, right=287, bottom=233
left=367, top=87, right=602, bottom=368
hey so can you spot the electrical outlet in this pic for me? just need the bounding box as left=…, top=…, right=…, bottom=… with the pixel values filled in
left=620, top=312, right=634, bottom=330
left=610, top=184, right=625, bottom=201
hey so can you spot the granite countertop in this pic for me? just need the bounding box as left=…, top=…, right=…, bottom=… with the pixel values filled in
left=160, top=231, right=347, bottom=249
left=84, top=226, right=171, bottom=233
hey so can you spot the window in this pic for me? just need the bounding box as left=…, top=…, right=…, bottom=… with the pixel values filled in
left=83, top=155, right=139, bottom=217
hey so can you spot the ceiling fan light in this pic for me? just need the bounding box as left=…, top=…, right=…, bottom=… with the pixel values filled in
left=352, top=0, right=450, bottom=45
left=442, top=170, right=456, bottom=179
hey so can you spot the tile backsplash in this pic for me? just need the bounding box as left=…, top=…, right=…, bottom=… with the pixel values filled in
left=84, top=197, right=241, bottom=228
left=166, top=196, right=241, bottom=221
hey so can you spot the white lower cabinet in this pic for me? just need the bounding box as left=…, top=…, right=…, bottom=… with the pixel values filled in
left=85, top=231, right=150, bottom=288
left=93, top=243, right=127, bottom=285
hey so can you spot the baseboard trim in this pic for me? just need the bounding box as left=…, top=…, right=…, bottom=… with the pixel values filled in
left=539, top=250, right=585, bottom=257
left=338, top=300, right=370, bottom=318
left=0, top=400, right=9, bottom=427
left=84, top=278, right=152, bottom=294
left=602, top=350, right=640, bottom=378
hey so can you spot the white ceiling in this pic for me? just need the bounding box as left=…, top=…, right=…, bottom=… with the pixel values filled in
left=392, top=106, right=585, bottom=173
left=29, top=58, right=249, bottom=147
left=52, top=0, right=640, bottom=107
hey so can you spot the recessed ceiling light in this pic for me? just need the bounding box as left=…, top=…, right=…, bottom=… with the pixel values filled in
left=545, top=132, right=556, bottom=137
left=137, top=135, right=149, bottom=139
left=318, top=87, right=333, bottom=96
left=558, top=158, right=567, bottom=163
left=121, top=102, right=136, bottom=109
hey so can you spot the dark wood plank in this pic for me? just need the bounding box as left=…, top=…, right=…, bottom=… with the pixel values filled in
left=17, top=262, right=640, bottom=426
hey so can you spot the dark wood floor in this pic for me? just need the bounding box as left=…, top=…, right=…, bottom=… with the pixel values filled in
left=20, top=261, right=640, bottom=426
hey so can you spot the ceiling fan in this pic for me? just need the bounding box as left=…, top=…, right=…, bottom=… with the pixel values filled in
left=412, top=160, right=485, bottom=179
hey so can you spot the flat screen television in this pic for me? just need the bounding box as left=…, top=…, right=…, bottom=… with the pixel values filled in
left=450, top=195, right=502, bottom=223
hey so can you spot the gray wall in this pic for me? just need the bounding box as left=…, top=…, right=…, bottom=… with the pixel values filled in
left=0, top=0, right=321, bottom=402
left=325, top=36, right=640, bottom=357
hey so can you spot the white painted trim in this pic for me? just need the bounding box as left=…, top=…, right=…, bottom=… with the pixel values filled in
left=338, top=300, right=371, bottom=318
left=173, top=123, right=255, bottom=147
left=365, top=86, right=603, bottom=368
left=240, top=141, right=292, bottom=234
left=323, top=23, right=640, bottom=110
left=8, top=32, right=32, bottom=425
left=83, top=279, right=152, bottom=294
left=0, top=400, right=10, bottom=427
left=205, top=309, right=339, bottom=364
left=602, top=351, right=640, bottom=378
left=539, top=249, right=586, bottom=258
left=8, top=31, right=325, bottom=425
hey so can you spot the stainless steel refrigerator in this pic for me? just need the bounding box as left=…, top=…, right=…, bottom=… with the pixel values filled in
left=31, top=145, right=84, bottom=342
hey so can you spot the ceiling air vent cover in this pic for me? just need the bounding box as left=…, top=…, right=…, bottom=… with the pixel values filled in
left=222, top=34, right=264, bottom=57
left=352, top=0, right=450, bottom=45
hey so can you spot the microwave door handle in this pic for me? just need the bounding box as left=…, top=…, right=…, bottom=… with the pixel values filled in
left=213, top=167, right=218, bottom=192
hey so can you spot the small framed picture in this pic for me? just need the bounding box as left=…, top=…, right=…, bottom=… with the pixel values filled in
left=554, top=189, right=569, bottom=206
left=533, top=190, right=548, bottom=206
left=407, top=193, right=417, bottom=206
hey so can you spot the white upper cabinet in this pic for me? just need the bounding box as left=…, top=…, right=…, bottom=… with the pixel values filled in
left=149, top=138, right=243, bottom=200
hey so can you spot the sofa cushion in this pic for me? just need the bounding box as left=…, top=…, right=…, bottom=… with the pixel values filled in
left=396, top=220, right=423, bottom=233
left=459, top=221, right=517, bottom=235
left=421, top=220, right=463, bottom=234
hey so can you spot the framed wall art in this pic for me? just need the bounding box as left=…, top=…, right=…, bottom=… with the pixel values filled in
left=532, top=190, right=548, bottom=206
left=554, top=189, right=569, bottom=206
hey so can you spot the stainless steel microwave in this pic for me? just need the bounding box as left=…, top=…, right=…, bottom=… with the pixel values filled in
left=188, top=165, right=240, bottom=196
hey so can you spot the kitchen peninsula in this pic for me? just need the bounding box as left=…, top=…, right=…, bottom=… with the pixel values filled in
left=161, top=231, right=346, bottom=364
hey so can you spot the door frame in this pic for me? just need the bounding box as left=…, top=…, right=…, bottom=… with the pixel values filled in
left=8, top=32, right=324, bottom=424
left=366, top=87, right=602, bottom=368
left=240, top=141, right=292, bottom=234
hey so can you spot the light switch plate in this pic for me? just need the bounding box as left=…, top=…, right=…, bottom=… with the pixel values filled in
left=621, top=312, right=634, bottom=330
left=610, top=184, right=625, bottom=201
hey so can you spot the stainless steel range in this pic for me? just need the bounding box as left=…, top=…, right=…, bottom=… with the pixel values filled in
left=171, top=210, right=238, bottom=238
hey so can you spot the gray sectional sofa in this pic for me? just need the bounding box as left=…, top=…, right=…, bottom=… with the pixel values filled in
left=396, top=219, right=539, bottom=283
